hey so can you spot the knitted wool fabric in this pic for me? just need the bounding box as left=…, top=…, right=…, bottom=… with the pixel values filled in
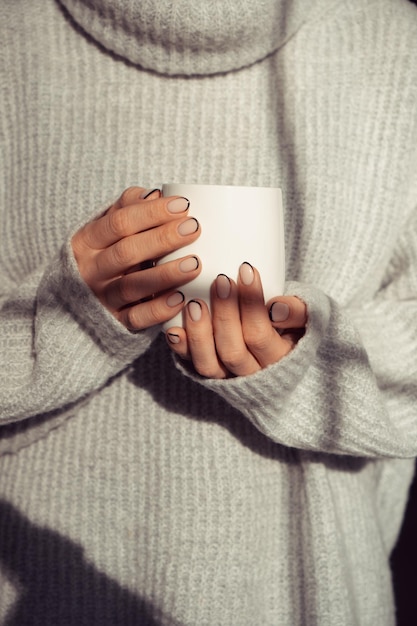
left=58, top=0, right=313, bottom=75
left=1, top=1, right=417, bottom=624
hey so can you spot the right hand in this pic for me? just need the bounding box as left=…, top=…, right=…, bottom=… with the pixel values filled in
left=71, top=186, right=202, bottom=330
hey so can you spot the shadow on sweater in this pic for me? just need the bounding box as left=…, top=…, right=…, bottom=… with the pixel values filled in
left=129, top=335, right=366, bottom=473
left=0, top=499, right=160, bottom=626
left=129, top=334, right=299, bottom=463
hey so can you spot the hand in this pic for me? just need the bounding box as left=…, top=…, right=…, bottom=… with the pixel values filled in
left=166, top=263, right=307, bottom=379
left=71, top=187, right=202, bottom=330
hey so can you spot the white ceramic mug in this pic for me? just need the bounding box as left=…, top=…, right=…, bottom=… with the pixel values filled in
left=160, top=183, right=285, bottom=329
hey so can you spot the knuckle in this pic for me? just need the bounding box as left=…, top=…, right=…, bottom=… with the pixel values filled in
left=221, top=349, right=247, bottom=372
left=187, top=333, right=207, bottom=351
left=117, top=278, right=136, bottom=305
left=112, top=239, right=135, bottom=267
left=145, top=199, right=163, bottom=219
left=153, top=224, right=176, bottom=252
left=125, top=306, right=142, bottom=330
left=147, top=298, right=163, bottom=324
left=156, top=261, right=174, bottom=284
left=195, top=361, right=224, bottom=380
left=206, top=369, right=223, bottom=380
left=213, top=309, right=232, bottom=325
left=124, top=298, right=161, bottom=331
left=71, top=229, right=88, bottom=260
left=243, top=327, right=270, bottom=353
left=108, top=209, right=130, bottom=239
left=120, top=186, right=139, bottom=207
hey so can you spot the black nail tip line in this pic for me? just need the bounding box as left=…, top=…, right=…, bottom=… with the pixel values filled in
left=242, top=261, right=254, bottom=270
left=167, top=332, right=180, bottom=343
left=181, top=197, right=190, bottom=210
left=143, top=188, right=160, bottom=199
left=188, top=299, right=202, bottom=308
left=268, top=303, right=275, bottom=321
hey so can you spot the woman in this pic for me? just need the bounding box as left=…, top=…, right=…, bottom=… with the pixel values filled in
left=1, top=0, right=417, bottom=624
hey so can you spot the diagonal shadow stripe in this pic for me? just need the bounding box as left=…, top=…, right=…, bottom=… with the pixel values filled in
left=0, top=499, right=160, bottom=626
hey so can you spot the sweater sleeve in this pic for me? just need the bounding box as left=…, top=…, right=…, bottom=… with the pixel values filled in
left=0, top=240, right=159, bottom=425
left=175, top=208, right=417, bottom=459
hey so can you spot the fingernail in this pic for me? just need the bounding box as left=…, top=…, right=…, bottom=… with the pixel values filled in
left=166, top=291, right=185, bottom=307
left=140, top=188, right=160, bottom=199
left=239, top=262, right=254, bottom=286
left=178, top=218, right=199, bottom=236
left=216, top=274, right=231, bottom=299
left=167, top=332, right=180, bottom=344
left=167, top=197, right=190, bottom=213
left=188, top=300, right=202, bottom=322
left=269, top=302, right=290, bottom=322
left=179, top=256, right=199, bottom=272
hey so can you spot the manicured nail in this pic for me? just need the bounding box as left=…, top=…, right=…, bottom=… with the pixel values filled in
left=167, top=197, right=190, bottom=213
left=140, top=188, right=160, bottom=199
left=239, top=262, right=254, bottom=286
left=216, top=274, right=231, bottom=299
left=166, top=291, right=185, bottom=307
left=188, top=300, right=202, bottom=322
left=167, top=332, right=180, bottom=344
left=179, top=256, right=199, bottom=273
left=178, top=218, right=199, bottom=236
left=269, top=302, right=290, bottom=323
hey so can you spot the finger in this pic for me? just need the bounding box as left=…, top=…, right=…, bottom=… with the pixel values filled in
left=93, top=216, right=200, bottom=280
left=211, top=275, right=261, bottom=376
left=117, top=290, right=186, bottom=331
left=267, top=296, right=308, bottom=329
left=104, top=255, right=201, bottom=311
left=92, top=188, right=161, bottom=225
left=82, top=194, right=191, bottom=250
left=165, top=327, right=191, bottom=360
left=184, top=300, right=228, bottom=379
left=112, top=186, right=161, bottom=211
left=238, top=263, right=296, bottom=368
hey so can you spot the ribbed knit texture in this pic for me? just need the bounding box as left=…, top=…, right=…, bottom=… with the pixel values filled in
left=1, top=1, right=417, bottom=624
left=57, top=0, right=326, bottom=76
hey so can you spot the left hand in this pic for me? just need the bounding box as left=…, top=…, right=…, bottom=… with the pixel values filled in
left=166, top=262, right=307, bottom=379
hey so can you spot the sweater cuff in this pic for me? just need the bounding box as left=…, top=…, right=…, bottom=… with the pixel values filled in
left=46, top=240, right=159, bottom=364
left=173, top=281, right=330, bottom=439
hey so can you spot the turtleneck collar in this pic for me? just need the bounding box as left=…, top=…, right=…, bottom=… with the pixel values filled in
left=58, top=0, right=333, bottom=76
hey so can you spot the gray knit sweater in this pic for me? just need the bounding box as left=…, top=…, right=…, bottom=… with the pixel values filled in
left=1, top=1, right=417, bottom=624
